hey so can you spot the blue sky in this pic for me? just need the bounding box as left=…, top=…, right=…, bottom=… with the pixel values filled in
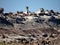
left=0, top=0, right=60, bottom=13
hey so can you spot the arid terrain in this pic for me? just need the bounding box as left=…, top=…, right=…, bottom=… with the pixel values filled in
left=0, top=27, right=60, bottom=45
left=0, top=7, right=60, bottom=45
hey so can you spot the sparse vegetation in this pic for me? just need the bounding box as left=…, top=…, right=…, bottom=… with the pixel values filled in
left=0, top=7, right=60, bottom=45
